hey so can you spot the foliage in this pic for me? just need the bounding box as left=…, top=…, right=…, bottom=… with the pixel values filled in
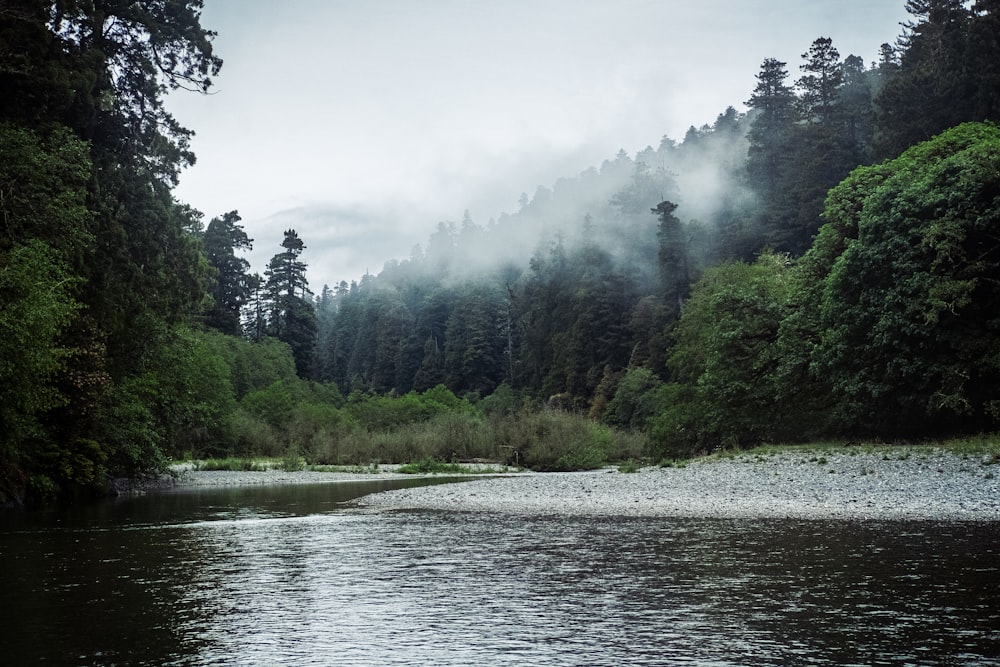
left=194, top=457, right=266, bottom=472
left=396, top=458, right=502, bottom=474
left=658, top=253, right=794, bottom=452
left=658, top=122, right=1000, bottom=450
left=203, top=211, right=253, bottom=336
left=494, top=409, right=619, bottom=472
left=811, top=122, right=1000, bottom=437
left=603, top=368, right=663, bottom=431
left=0, top=241, right=82, bottom=460
left=617, top=460, right=641, bottom=473
left=344, top=385, right=473, bottom=432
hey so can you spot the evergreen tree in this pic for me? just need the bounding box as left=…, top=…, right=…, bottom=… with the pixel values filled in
left=444, top=285, right=505, bottom=397
left=264, top=230, right=316, bottom=377
left=652, top=201, right=690, bottom=320
left=797, top=37, right=844, bottom=124
left=783, top=37, right=860, bottom=254
left=873, top=0, right=974, bottom=159
left=840, top=54, right=875, bottom=162
left=745, top=57, right=799, bottom=250
left=969, top=0, right=1000, bottom=120
left=203, top=211, right=253, bottom=336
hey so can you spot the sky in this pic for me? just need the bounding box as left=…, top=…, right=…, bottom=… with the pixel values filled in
left=165, top=0, right=914, bottom=291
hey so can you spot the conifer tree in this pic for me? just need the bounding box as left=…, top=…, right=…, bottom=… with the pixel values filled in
left=264, top=230, right=316, bottom=377
left=203, top=211, right=252, bottom=336
left=653, top=201, right=690, bottom=320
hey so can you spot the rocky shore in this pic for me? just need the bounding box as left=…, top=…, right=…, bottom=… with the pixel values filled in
left=354, top=449, right=1000, bottom=521
left=159, top=449, right=999, bottom=520
left=166, top=464, right=420, bottom=488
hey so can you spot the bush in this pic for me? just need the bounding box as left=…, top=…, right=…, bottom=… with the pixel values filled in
left=500, top=410, right=616, bottom=471
left=603, top=368, right=663, bottom=430
left=648, top=383, right=705, bottom=461
left=241, top=380, right=294, bottom=429
left=397, top=458, right=474, bottom=474
left=195, top=457, right=265, bottom=471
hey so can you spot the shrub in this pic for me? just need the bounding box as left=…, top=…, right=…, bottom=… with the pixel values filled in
left=195, top=457, right=265, bottom=471
left=504, top=410, right=616, bottom=471
left=603, top=368, right=663, bottom=430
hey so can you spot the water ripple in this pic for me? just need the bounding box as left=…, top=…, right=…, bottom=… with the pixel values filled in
left=2, top=484, right=999, bottom=665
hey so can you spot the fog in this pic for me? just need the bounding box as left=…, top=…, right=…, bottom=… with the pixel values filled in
left=165, top=0, right=912, bottom=291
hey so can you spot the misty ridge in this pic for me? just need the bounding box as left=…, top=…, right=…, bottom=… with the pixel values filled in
left=327, top=105, right=753, bottom=296
left=306, top=24, right=882, bottom=401
left=308, top=92, right=769, bottom=399
left=307, top=0, right=999, bottom=409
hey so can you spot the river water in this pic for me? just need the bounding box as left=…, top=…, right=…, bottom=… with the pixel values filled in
left=2, top=478, right=999, bottom=666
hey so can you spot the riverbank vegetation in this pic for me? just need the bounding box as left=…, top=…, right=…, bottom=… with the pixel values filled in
left=4, top=1, right=1000, bottom=505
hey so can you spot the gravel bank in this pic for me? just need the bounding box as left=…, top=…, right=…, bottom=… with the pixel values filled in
left=356, top=450, right=1000, bottom=521
left=167, top=464, right=428, bottom=488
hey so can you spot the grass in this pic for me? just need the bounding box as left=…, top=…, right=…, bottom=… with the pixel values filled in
left=187, top=456, right=515, bottom=476
left=617, top=459, right=641, bottom=473
left=193, top=457, right=267, bottom=472
left=396, top=458, right=513, bottom=475
left=308, top=461, right=382, bottom=474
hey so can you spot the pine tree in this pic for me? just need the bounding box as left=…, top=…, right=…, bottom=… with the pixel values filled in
left=264, top=230, right=316, bottom=377
left=745, top=57, right=800, bottom=251
left=653, top=201, right=690, bottom=321
left=203, top=211, right=252, bottom=336
left=797, top=37, right=844, bottom=124
left=873, top=0, right=974, bottom=159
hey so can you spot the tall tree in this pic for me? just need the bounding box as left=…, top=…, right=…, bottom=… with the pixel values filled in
left=969, top=0, right=1000, bottom=120
left=873, top=0, right=974, bottom=159
left=661, top=252, right=794, bottom=451
left=45, top=0, right=223, bottom=184
left=745, top=57, right=800, bottom=251
left=783, top=37, right=860, bottom=254
left=839, top=54, right=874, bottom=162
left=653, top=200, right=690, bottom=320
left=264, top=230, right=316, bottom=377
left=796, top=37, right=844, bottom=124
left=203, top=211, right=253, bottom=336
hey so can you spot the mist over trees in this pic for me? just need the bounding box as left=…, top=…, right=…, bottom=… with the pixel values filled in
left=313, top=1, right=1000, bottom=419
left=3, top=0, right=1000, bottom=502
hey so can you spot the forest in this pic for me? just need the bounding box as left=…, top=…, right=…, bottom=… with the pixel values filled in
left=2, top=0, right=1000, bottom=504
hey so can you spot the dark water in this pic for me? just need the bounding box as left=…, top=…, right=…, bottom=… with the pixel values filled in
left=2, top=479, right=999, bottom=666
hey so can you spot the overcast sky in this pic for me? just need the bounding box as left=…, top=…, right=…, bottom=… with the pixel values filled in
left=166, top=0, right=913, bottom=291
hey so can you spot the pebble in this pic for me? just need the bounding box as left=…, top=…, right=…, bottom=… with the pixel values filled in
left=356, top=451, right=1000, bottom=521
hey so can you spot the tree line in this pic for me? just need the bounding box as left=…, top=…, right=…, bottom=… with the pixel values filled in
left=2, top=0, right=998, bottom=503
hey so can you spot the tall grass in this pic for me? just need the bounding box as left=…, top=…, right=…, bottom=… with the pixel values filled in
left=194, top=457, right=267, bottom=471
left=228, top=406, right=653, bottom=472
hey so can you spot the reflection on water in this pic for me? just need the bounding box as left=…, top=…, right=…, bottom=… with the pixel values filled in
left=2, top=480, right=999, bottom=666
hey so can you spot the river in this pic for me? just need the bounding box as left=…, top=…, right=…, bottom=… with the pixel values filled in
left=2, top=478, right=998, bottom=665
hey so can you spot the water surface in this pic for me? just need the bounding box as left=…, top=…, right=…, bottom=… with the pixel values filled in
left=2, top=479, right=998, bottom=665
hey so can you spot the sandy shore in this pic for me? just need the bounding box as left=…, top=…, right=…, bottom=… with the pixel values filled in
left=354, top=450, right=1000, bottom=521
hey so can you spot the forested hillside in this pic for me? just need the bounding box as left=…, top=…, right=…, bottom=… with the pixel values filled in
left=2, top=0, right=999, bottom=504
left=311, top=3, right=1000, bottom=431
